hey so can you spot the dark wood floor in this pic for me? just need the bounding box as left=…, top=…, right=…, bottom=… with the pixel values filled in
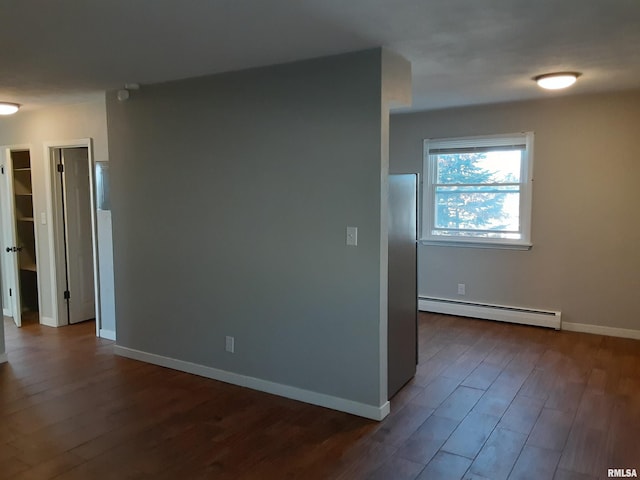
left=1, top=313, right=639, bottom=480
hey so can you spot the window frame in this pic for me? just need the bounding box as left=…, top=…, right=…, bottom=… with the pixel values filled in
left=421, top=132, right=534, bottom=250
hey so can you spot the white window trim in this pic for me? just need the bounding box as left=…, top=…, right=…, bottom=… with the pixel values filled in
left=421, top=132, right=534, bottom=250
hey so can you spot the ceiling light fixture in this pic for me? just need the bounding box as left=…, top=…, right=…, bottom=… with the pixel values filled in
left=0, top=102, right=20, bottom=115
left=534, top=72, right=581, bottom=90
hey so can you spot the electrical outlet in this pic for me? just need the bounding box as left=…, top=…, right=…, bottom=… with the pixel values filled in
left=457, top=283, right=466, bottom=295
left=225, top=336, right=235, bottom=353
left=346, top=226, right=358, bottom=246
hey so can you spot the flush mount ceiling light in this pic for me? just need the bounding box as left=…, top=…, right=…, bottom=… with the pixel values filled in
left=0, top=102, right=20, bottom=115
left=534, top=72, right=581, bottom=90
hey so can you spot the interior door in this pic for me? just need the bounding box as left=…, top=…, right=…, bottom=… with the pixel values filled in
left=61, top=148, right=95, bottom=324
left=1, top=149, right=23, bottom=327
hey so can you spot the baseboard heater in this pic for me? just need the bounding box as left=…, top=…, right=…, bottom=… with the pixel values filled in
left=419, top=296, right=561, bottom=330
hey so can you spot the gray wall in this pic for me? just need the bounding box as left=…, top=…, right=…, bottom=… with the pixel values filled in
left=391, top=90, right=640, bottom=330
left=107, top=49, right=396, bottom=407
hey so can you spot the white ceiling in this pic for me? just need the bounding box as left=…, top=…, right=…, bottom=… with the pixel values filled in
left=2, top=0, right=639, bottom=112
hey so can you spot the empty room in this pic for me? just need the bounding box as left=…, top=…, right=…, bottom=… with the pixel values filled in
left=1, top=1, right=639, bottom=479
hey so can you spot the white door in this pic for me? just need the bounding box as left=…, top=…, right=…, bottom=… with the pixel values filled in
left=1, top=149, right=25, bottom=327
left=60, top=148, right=95, bottom=324
left=0, top=152, right=15, bottom=319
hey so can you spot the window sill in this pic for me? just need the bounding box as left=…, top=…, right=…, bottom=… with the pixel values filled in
left=419, top=239, right=532, bottom=251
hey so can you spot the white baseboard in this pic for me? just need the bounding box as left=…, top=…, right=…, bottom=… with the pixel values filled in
left=114, top=345, right=389, bottom=421
left=0, top=352, right=7, bottom=364
left=99, top=329, right=116, bottom=341
left=419, top=297, right=561, bottom=330
left=3, top=308, right=11, bottom=317
left=562, top=322, right=640, bottom=340
left=40, top=316, right=57, bottom=327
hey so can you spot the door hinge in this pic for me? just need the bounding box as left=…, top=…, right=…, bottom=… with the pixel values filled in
left=57, top=163, right=64, bottom=173
left=9, top=288, right=12, bottom=297
left=64, top=290, right=70, bottom=300
left=1, top=165, right=4, bottom=174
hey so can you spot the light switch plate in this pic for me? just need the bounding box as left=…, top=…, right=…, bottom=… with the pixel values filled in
left=346, top=226, right=358, bottom=246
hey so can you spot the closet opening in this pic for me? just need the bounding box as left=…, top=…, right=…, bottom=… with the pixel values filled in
left=1, top=147, right=40, bottom=327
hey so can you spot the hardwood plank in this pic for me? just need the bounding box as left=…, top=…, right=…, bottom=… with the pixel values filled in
left=467, top=427, right=527, bottom=480
left=527, top=408, right=574, bottom=452
left=461, top=362, right=502, bottom=391
left=333, top=440, right=398, bottom=480
left=0, top=442, right=20, bottom=462
left=414, top=357, right=449, bottom=387
left=441, top=355, right=483, bottom=382
left=488, top=363, right=533, bottom=398
left=462, top=473, right=492, bottom=480
left=416, top=451, right=471, bottom=480
left=471, top=391, right=514, bottom=418
left=508, top=445, right=561, bottom=480
left=0, top=455, right=30, bottom=478
left=482, top=344, right=517, bottom=368
left=10, top=452, right=86, bottom=480
left=519, top=367, right=556, bottom=401
left=390, top=384, right=424, bottom=411
left=498, top=395, right=544, bottom=435
left=410, top=376, right=461, bottom=410
left=544, top=379, right=585, bottom=413
left=371, top=403, right=433, bottom=447
left=553, top=468, right=597, bottom=480
left=557, top=426, right=608, bottom=478
left=433, top=386, right=484, bottom=422
left=441, top=412, right=500, bottom=459
left=367, top=455, right=425, bottom=480
left=396, top=415, right=459, bottom=464
left=606, top=388, right=640, bottom=468
left=572, top=390, right=614, bottom=431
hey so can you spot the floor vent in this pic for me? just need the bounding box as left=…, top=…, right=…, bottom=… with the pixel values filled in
left=419, top=296, right=561, bottom=330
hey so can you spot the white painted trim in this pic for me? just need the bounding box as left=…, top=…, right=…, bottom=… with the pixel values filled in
left=419, top=296, right=561, bottom=330
left=43, top=143, right=60, bottom=326
left=99, top=329, right=116, bottom=341
left=39, top=316, right=57, bottom=328
left=86, top=140, right=102, bottom=337
left=420, top=239, right=532, bottom=250
left=3, top=308, right=10, bottom=317
left=421, top=132, right=534, bottom=248
left=562, top=322, right=640, bottom=340
left=114, top=345, right=390, bottom=421
left=0, top=352, right=7, bottom=364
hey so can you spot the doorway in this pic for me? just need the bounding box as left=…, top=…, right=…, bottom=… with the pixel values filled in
left=1, top=146, right=40, bottom=327
left=48, top=143, right=100, bottom=327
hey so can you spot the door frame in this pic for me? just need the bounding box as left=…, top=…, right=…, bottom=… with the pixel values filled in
left=0, top=144, right=39, bottom=325
left=44, top=139, right=101, bottom=334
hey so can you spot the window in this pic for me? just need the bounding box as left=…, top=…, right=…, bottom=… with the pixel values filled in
left=422, top=132, right=534, bottom=249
